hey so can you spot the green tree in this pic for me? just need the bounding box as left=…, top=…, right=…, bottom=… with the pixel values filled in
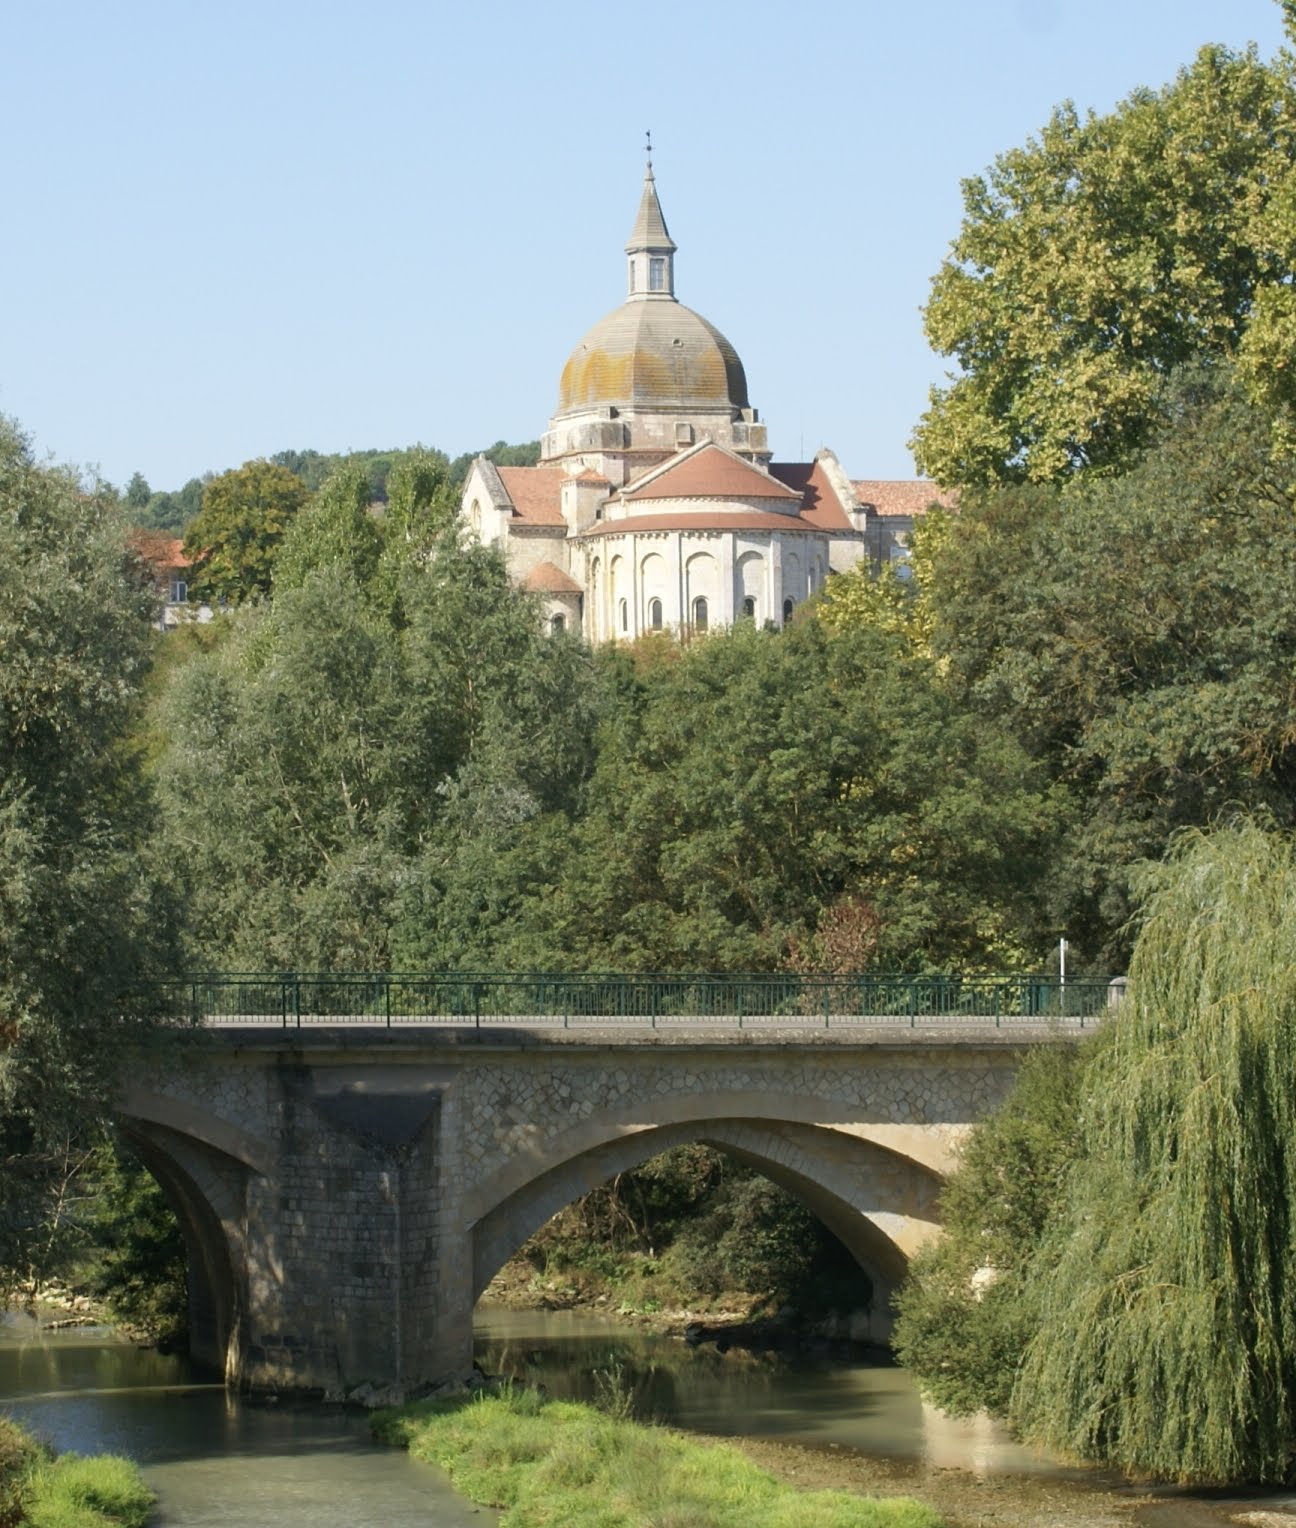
left=923, top=369, right=1296, bottom=965
left=0, top=417, right=172, bottom=1292
left=912, top=38, right=1293, bottom=487
left=124, top=471, right=151, bottom=511
left=513, top=617, right=1057, bottom=974
left=136, top=475, right=206, bottom=534
left=892, top=1041, right=1090, bottom=1416
left=817, top=509, right=957, bottom=658
left=1011, top=823, right=1296, bottom=1483
left=81, top=1138, right=187, bottom=1341
left=274, top=461, right=382, bottom=594
left=154, top=532, right=599, bottom=972
left=448, top=438, right=541, bottom=485
left=182, top=460, right=309, bottom=604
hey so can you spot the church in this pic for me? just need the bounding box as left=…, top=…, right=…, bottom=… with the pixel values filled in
left=460, top=160, right=944, bottom=639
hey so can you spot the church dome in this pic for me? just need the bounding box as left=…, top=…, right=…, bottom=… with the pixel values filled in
left=557, top=301, right=750, bottom=416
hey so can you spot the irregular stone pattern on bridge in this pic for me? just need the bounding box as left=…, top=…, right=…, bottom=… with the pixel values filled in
left=116, top=1029, right=1033, bottom=1396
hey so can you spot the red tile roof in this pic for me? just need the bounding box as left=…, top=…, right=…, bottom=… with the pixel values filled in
left=851, top=480, right=956, bottom=517
left=128, top=531, right=190, bottom=571
left=522, top=559, right=583, bottom=593
left=621, top=443, right=800, bottom=502
left=769, top=461, right=854, bottom=532
left=497, top=466, right=567, bottom=526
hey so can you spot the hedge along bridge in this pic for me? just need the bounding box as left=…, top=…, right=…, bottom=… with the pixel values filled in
left=119, top=970, right=1122, bottom=1400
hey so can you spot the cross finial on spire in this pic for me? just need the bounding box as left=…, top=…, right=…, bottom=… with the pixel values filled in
left=645, top=129, right=653, bottom=173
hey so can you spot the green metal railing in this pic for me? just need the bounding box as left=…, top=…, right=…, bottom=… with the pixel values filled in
left=143, top=971, right=1123, bottom=1030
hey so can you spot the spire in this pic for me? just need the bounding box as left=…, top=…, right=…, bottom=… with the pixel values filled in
left=625, top=134, right=676, bottom=299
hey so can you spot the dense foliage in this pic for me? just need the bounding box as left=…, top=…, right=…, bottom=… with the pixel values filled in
left=150, top=536, right=1057, bottom=975
left=912, top=23, right=1296, bottom=487
left=516, top=1145, right=869, bottom=1318
left=891, top=1042, right=1089, bottom=1415
left=121, top=439, right=538, bottom=538
left=181, top=459, right=310, bottom=604
left=896, top=823, right=1296, bottom=1485
left=924, top=369, right=1296, bottom=967
left=1011, top=824, right=1296, bottom=1483
left=0, top=418, right=172, bottom=1298
left=80, top=1140, right=187, bottom=1342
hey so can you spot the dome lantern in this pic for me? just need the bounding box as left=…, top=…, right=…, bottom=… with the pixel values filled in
left=625, top=157, right=676, bottom=301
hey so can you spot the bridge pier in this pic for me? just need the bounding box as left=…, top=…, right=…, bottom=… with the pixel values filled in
left=236, top=1074, right=470, bottom=1395
left=118, top=1027, right=1035, bottom=1396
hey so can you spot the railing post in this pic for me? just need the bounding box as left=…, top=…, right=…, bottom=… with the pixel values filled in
left=293, top=978, right=301, bottom=1029
left=385, top=976, right=391, bottom=1029
left=474, top=982, right=481, bottom=1029
left=909, top=979, right=915, bottom=1028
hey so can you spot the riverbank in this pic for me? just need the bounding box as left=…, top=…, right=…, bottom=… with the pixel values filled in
left=472, top=1305, right=1296, bottom=1528
left=374, top=1387, right=943, bottom=1527
left=725, top=1437, right=1296, bottom=1528
left=481, top=1255, right=881, bottom=1353
left=0, top=1417, right=153, bottom=1528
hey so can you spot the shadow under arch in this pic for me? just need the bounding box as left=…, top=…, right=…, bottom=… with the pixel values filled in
left=471, top=1115, right=944, bottom=1336
left=115, top=1118, right=248, bottom=1382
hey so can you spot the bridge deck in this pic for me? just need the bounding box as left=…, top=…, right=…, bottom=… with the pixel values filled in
left=185, top=1015, right=1101, bottom=1049
left=153, top=973, right=1123, bottom=1033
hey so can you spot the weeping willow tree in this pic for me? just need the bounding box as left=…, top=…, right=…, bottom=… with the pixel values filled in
left=1011, top=822, right=1296, bottom=1483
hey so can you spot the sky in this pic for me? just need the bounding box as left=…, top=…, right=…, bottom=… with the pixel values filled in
left=2, top=0, right=1289, bottom=491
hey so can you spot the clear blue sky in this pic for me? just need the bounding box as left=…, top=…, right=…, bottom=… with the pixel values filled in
left=3, top=1, right=1288, bottom=490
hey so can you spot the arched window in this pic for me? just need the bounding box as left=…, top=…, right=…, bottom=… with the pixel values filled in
left=741, top=596, right=756, bottom=620
left=550, top=613, right=565, bottom=635
left=619, top=597, right=628, bottom=633
left=649, top=597, right=663, bottom=630
left=783, top=598, right=794, bottom=625
left=692, top=596, right=708, bottom=632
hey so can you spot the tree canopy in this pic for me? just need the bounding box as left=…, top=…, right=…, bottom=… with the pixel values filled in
left=0, top=417, right=172, bottom=1287
left=181, top=459, right=310, bottom=604
left=914, top=369, right=1296, bottom=966
left=911, top=35, right=1296, bottom=487
left=1015, top=824, right=1296, bottom=1483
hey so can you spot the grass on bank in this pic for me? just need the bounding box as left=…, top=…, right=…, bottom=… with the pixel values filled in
left=373, top=1386, right=943, bottom=1528
left=0, top=1418, right=153, bottom=1528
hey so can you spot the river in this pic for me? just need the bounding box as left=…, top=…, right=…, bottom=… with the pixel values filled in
left=4, top=1307, right=1294, bottom=1527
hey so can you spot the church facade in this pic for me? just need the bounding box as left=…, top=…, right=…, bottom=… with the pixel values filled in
left=460, top=163, right=944, bottom=639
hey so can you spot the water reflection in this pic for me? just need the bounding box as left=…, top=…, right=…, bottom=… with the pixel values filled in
left=0, top=1314, right=488, bottom=1526
left=473, top=1304, right=1058, bottom=1476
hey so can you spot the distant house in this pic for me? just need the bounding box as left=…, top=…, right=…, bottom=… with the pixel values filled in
left=127, top=530, right=211, bottom=629
left=459, top=160, right=954, bottom=641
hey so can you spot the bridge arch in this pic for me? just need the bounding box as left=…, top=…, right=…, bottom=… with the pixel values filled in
left=114, top=1090, right=263, bottom=1380
left=470, top=1112, right=944, bottom=1334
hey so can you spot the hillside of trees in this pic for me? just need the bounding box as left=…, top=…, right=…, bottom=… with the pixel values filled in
left=123, top=438, right=540, bottom=534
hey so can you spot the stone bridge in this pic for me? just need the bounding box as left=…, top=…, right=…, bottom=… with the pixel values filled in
left=116, top=1021, right=1074, bottom=1396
